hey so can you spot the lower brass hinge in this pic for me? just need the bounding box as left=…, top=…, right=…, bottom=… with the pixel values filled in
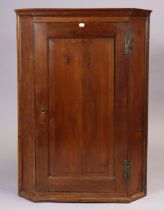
left=124, top=160, right=132, bottom=181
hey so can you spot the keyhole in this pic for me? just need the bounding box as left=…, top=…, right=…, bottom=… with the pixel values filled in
left=40, top=106, right=46, bottom=114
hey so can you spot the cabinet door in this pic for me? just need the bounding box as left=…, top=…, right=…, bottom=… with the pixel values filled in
left=34, top=22, right=128, bottom=194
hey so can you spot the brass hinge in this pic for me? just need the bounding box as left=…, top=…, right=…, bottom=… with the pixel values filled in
left=124, top=160, right=132, bottom=181
left=125, top=33, right=133, bottom=55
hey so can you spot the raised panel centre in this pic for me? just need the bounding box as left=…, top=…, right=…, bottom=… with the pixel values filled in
left=48, top=38, right=115, bottom=178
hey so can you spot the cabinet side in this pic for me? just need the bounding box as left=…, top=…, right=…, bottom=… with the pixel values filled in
left=16, top=15, right=35, bottom=194
left=143, top=16, right=150, bottom=195
left=127, top=15, right=151, bottom=197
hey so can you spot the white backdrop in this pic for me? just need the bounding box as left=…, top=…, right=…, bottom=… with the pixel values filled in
left=0, top=1, right=164, bottom=210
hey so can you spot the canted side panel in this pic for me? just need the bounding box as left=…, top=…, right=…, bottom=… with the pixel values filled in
left=143, top=17, right=150, bottom=194
left=127, top=18, right=148, bottom=195
left=114, top=24, right=129, bottom=193
left=17, top=16, right=35, bottom=193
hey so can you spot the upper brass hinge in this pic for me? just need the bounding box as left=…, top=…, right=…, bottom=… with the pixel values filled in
left=125, top=33, right=133, bottom=55
left=124, top=160, right=132, bottom=181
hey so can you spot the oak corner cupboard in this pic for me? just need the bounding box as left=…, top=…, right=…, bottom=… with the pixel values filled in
left=15, top=8, right=151, bottom=203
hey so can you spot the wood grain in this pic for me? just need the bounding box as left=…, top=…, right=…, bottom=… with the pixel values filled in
left=44, top=37, right=116, bottom=192
left=34, top=23, right=49, bottom=192
left=17, top=16, right=35, bottom=194
left=16, top=8, right=151, bottom=202
left=15, top=8, right=151, bottom=17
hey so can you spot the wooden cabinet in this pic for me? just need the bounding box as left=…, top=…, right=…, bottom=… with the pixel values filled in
left=15, top=8, right=151, bottom=202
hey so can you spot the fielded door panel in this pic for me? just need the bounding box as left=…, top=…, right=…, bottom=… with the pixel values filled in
left=34, top=22, right=128, bottom=193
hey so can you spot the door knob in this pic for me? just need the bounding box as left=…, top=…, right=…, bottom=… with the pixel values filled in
left=40, top=106, right=46, bottom=114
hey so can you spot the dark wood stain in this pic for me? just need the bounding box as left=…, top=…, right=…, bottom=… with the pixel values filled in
left=16, top=8, right=151, bottom=202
